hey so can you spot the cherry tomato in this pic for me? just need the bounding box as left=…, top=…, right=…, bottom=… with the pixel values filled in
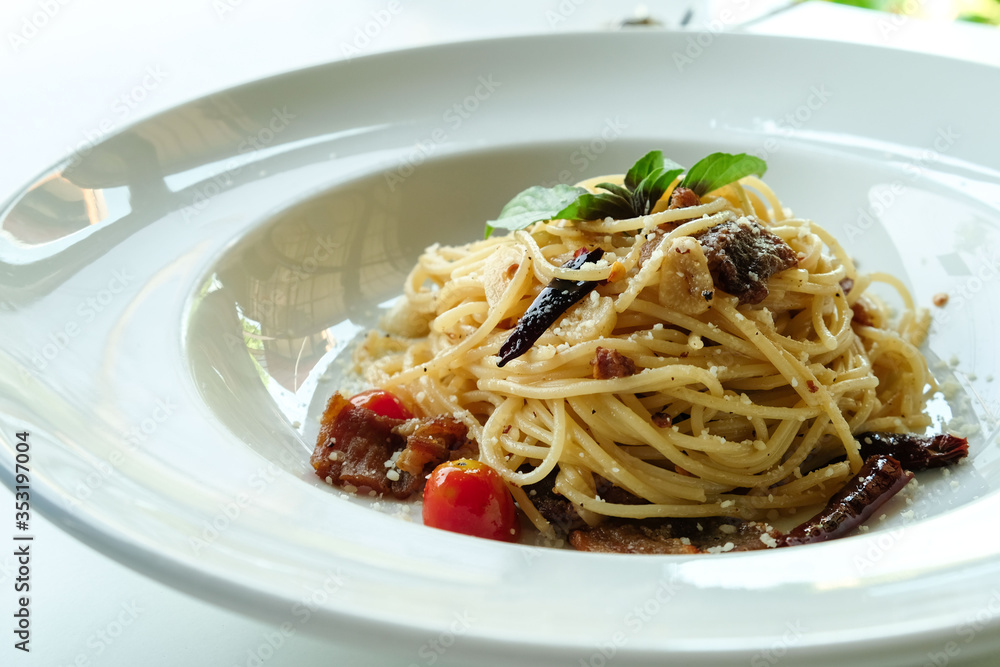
left=348, top=389, right=414, bottom=420
left=422, top=459, right=520, bottom=542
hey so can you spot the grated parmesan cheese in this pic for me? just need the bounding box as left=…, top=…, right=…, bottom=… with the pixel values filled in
left=706, top=542, right=735, bottom=554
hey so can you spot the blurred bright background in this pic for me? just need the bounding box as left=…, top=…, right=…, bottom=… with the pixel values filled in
left=818, top=0, right=1000, bottom=24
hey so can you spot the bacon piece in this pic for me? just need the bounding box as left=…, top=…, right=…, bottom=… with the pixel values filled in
left=524, top=472, right=645, bottom=536
left=696, top=217, right=798, bottom=305
left=851, top=301, right=874, bottom=326
left=640, top=188, right=704, bottom=259
left=597, top=477, right=648, bottom=505
left=394, top=417, right=470, bottom=476
left=315, top=393, right=351, bottom=455
left=591, top=347, right=638, bottom=379
left=639, top=189, right=704, bottom=266
left=667, top=186, right=701, bottom=210
left=570, top=523, right=700, bottom=554
left=525, top=469, right=589, bottom=535
left=639, top=229, right=666, bottom=266
left=311, top=394, right=413, bottom=498
left=311, top=393, right=469, bottom=499
left=570, top=517, right=778, bottom=554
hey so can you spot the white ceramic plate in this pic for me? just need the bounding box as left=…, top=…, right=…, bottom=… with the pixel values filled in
left=3, top=32, right=1000, bottom=666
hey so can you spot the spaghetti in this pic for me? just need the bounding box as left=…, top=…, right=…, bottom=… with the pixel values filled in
left=355, top=154, right=935, bottom=538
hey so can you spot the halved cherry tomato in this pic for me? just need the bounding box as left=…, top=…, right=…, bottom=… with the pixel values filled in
left=422, top=459, right=520, bottom=542
left=348, top=389, right=414, bottom=420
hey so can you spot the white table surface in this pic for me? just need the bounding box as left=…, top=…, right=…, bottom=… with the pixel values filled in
left=2, top=2, right=999, bottom=665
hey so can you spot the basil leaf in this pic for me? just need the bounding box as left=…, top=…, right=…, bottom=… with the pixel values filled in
left=557, top=193, right=633, bottom=221
left=624, top=150, right=664, bottom=190
left=633, top=167, right=684, bottom=215
left=592, top=191, right=635, bottom=216
left=485, top=184, right=587, bottom=238
left=681, top=152, right=767, bottom=196
left=594, top=182, right=633, bottom=201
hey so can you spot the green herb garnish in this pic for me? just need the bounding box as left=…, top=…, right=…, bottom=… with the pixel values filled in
left=484, top=150, right=768, bottom=237
left=557, top=150, right=685, bottom=221
left=680, top=152, right=767, bottom=197
left=484, top=184, right=586, bottom=238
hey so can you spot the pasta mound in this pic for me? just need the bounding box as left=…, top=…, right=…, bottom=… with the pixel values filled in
left=356, top=173, right=933, bottom=536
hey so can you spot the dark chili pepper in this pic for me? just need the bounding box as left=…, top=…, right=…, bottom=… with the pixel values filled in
left=496, top=247, right=604, bottom=367
left=778, top=455, right=913, bottom=547
left=856, top=431, right=968, bottom=471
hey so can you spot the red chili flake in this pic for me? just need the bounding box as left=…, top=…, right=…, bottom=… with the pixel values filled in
left=807, top=380, right=818, bottom=394
left=652, top=412, right=673, bottom=428
left=502, top=425, right=512, bottom=434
